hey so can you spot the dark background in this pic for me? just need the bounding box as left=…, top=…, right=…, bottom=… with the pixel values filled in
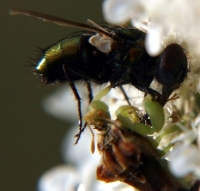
left=1, top=1, right=103, bottom=190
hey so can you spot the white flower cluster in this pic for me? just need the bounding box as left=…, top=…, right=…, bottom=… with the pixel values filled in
left=103, top=0, right=200, bottom=182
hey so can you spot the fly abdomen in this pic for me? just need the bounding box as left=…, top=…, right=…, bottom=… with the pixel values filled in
left=36, top=36, right=82, bottom=83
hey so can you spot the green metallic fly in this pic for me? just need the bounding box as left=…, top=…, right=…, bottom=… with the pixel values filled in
left=10, top=10, right=188, bottom=140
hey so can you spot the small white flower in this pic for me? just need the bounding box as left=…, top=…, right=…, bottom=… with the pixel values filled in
left=166, top=114, right=200, bottom=178
left=37, top=165, right=79, bottom=191
left=103, top=0, right=148, bottom=26
left=168, top=143, right=200, bottom=177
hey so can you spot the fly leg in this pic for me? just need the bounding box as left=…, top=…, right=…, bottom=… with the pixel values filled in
left=86, top=80, right=93, bottom=103
left=119, top=85, right=131, bottom=105
left=131, top=81, right=161, bottom=101
left=63, top=65, right=83, bottom=143
left=75, top=80, right=93, bottom=144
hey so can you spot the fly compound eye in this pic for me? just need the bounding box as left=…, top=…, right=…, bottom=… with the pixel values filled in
left=156, top=43, right=188, bottom=87
left=156, top=43, right=188, bottom=106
